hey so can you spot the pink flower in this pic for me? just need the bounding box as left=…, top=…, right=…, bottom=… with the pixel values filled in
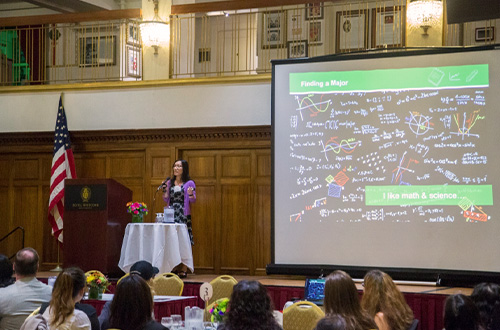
left=134, top=210, right=138, bottom=214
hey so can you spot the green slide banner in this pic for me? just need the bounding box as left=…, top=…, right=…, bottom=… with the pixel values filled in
left=289, top=64, right=489, bottom=94
left=365, top=185, right=493, bottom=206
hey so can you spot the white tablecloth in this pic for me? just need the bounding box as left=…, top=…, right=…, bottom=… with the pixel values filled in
left=118, top=223, right=194, bottom=274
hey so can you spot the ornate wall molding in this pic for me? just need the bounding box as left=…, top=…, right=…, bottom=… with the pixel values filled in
left=0, top=126, right=271, bottom=151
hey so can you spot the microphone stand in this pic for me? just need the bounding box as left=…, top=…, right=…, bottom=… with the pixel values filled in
left=152, top=186, right=161, bottom=221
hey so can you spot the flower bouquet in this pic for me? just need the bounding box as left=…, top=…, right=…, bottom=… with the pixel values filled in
left=126, top=201, right=149, bottom=223
left=210, top=298, right=229, bottom=323
left=86, top=271, right=109, bottom=299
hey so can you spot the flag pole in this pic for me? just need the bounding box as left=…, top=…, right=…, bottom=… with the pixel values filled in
left=50, top=242, right=63, bottom=272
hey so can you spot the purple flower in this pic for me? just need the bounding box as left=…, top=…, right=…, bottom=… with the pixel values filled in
left=218, top=311, right=224, bottom=315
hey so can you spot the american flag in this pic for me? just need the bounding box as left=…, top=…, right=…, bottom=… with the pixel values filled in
left=48, top=97, right=76, bottom=243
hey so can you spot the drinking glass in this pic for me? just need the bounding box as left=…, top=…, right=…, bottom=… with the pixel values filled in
left=203, top=321, right=216, bottom=330
left=161, top=317, right=173, bottom=328
left=171, top=314, right=182, bottom=328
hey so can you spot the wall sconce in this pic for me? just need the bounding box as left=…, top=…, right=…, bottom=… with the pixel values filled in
left=407, top=0, right=443, bottom=35
left=140, top=0, right=170, bottom=55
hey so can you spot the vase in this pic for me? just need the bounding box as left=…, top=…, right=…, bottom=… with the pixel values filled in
left=132, top=214, right=143, bottom=223
left=88, top=286, right=102, bottom=300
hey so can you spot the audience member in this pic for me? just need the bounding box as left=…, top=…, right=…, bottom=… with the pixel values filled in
left=0, top=247, right=52, bottom=330
left=361, top=270, right=414, bottom=330
left=37, top=267, right=91, bottom=330
left=98, top=260, right=159, bottom=328
left=314, top=315, right=347, bottom=330
left=323, top=270, right=377, bottom=330
left=101, top=274, right=166, bottom=330
left=0, top=254, right=15, bottom=288
left=218, top=280, right=282, bottom=330
left=471, top=283, right=500, bottom=330
left=444, top=294, right=484, bottom=330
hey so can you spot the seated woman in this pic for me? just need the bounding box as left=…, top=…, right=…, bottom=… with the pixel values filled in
left=322, top=270, right=377, bottom=330
left=0, top=254, right=14, bottom=288
left=218, top=280, right=282, bottom=330
left=471, top=283, right=500, bottom=330
left=444, top=294, right=484, bottom=330
left=101, top=274, right=166, bottom=330
left=361, top=270, right=414, bottom=330
left=42, top=267, right=91, bottom=330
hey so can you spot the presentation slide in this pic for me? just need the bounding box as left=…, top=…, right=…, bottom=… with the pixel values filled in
left=272, top=47, right=500, bottom=276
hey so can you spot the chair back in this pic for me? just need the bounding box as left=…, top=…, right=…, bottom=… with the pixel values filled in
left=207, top=275, right=238, bottom=305
left=117, top=273, right=129, bottom=285
left=408, top=319, right=419, bottom=330
left=153, top=272, right=184, bottom=296
left=283, top=301, right=325, bottom=330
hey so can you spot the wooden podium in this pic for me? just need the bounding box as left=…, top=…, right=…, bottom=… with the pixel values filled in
left=63, top=179, right=132, bottom=276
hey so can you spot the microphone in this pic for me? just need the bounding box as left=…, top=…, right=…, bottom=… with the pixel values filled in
left=156, top=177, right=170, bottom=192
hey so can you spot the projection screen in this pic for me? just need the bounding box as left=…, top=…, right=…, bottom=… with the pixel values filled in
left=271, top=46, right=500, bottom=283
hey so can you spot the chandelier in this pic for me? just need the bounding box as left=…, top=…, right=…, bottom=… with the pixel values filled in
left=140, top=0, right=170, bottom=54
left=407, top=0, right=443, bottom=35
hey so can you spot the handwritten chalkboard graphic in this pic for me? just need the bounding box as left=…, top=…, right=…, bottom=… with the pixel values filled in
left=295, top=95, right=332, bottom=120
left=328, top=183, right=342, bottom=197
left=320, top=137, right=361, bottom=161
left=463, top=206, right=488, bottom=222
left=405, top=112, right=434, bottom=136
left=391, top=152, right=419, bottom=185
left=290, top=212, right=303, bottom=222
left=451, top=110, right=484, bottom=139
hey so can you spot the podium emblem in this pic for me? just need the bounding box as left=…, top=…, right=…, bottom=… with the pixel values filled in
left=80, top=186, right=91, bottom=202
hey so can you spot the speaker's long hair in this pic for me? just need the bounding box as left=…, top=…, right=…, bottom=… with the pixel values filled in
left=361, top=270, right=414, bottom=330
left=49, top=267, right=86, bottom=327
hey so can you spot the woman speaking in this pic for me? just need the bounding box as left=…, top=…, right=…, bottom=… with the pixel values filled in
left=162, top=159, right=196, bottom=278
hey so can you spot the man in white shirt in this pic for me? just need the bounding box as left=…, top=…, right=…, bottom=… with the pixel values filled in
left=0, top=247, right=52, bottom=330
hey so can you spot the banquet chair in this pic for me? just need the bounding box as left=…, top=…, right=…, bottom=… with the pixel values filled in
left=207, top=275, right=238, bottom=305
left=203, top=275, right=238, bottom=321
left=117, top=273, right=129, bottom=285
left=283, top=301, right=325, bottom=330
left=153, top=272, right=184, bottom=296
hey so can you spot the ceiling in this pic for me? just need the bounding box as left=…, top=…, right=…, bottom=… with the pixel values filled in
left=0, top=0, right=140, bottom=17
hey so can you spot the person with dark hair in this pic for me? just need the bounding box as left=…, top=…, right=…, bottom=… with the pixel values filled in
left=444, top=294, right=484, bottom=330
left=361, top=270, right=414, bottom=330
left=218, top=280, right=282, bottom=330
left=37, top=267, right=91, bottom=329
left=471, top=283, right=500, bottom=330
left=0, top=254, right=15, bottom=288
left=101, top=274, right=166, bottom=330
left=314, top=315, right=347, bottom=330
left=0, top=247, right=52, bottom=330
left=322, top=270, right=377, bottom=330
left=98, top=260, right=159, bottom=328
left=162, top=159, right=196, bottom=278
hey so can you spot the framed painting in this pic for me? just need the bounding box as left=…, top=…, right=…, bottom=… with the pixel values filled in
left=79, top=36, right=116, bottom=67
left=288, top=11, right=307, bottom=42
left=262, top=11, right=286, bottom=48
left=335, top=9, right=369, bottom=53
left=371, top=6, right=406, bottom=48
left=127, top=21, right=140, bottom=45
left=308, top=21, right=323, bottom=45
left=126, top=45, right=141, bottom=78
left=287, top=40, right=308, bottom=58
left=305, top=3, right=324, bottom=20
left=475, top=27, right=495, bottom=42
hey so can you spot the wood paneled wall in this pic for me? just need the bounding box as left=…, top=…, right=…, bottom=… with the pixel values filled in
left=0, top=126, right=271, bottom=275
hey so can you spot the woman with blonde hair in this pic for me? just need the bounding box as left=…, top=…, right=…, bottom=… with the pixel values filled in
left=361, top=270, right=414, bottom=330
left=323, top=270, right=377, bottom=330
left=42, top=267, right=90, bottom=329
